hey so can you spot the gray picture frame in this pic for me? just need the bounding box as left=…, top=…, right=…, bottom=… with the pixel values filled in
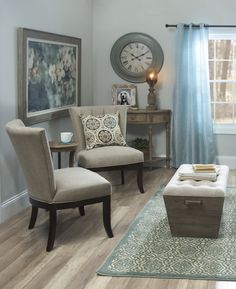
left=112, top=84, right=137, bottom=106
left=17, top=28, right=81, bottom=125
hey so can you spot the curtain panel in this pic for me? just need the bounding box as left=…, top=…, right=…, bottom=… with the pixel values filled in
left=172, top=23, right=216, bottom=167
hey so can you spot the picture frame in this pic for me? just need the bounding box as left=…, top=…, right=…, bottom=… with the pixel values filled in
left=17, top=28, right=81, bottom=125
left=112, top=84, right=137, bottom=106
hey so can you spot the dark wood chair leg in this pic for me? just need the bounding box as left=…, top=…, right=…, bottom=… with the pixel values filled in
left=103, top=196, right=113, bottom=238
left=47, top=208, right=57, bottom=252
left=137, top=163, right=144, bottom=194
left=28, top=206, right=38, bottom=229
left=121, top=169, right=125, bottom=185
left=78, top=206, right=85, bottom=216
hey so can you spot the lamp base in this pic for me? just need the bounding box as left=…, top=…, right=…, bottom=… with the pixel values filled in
left=146, top=104, right=157, bottom=111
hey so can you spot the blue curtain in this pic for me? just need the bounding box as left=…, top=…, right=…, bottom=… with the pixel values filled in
left=172, top=23, right=216, bottom=168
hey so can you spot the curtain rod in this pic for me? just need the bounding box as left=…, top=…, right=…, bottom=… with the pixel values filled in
left=165, top=24, right=236, bottom=28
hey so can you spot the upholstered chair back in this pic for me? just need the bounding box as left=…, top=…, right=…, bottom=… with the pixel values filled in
left=6, top=119, right=56, bottom=202
left=69, top=105, right=128, bottom=151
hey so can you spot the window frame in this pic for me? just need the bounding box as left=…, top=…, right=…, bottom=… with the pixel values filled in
left=209, top=30, right=236, bottom=134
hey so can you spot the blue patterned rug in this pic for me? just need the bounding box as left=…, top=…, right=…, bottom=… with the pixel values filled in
left=97, top=187, right=236, bottom=280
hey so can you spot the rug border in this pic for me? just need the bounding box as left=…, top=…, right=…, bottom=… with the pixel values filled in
left=97, top=187, right=163, bottom=276
left=97, top=186, right=236, bottom=281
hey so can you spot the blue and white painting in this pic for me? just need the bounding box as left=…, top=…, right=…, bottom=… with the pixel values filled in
left=27, top=39, right=78, bottom=115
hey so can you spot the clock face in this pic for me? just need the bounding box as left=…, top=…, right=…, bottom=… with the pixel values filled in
left=120, top=42, right=153, bottom=74
left=110, top=33, right=164, bottom=83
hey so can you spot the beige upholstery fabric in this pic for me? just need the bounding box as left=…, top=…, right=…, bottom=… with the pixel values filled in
left=81, top=112, right=126, bottom=149
left=78, top=146, right=144, bottom=168
left=6, top=119, right=56, bottom=202
left=69, top=105, right=144, bottom=169
left=163, top=164, right=229, bottom=198
left=53, top=167, right=111, bottom=202
left=6, top=119, right=112, bottom=204
left=69, top=106, right=128, bottom=152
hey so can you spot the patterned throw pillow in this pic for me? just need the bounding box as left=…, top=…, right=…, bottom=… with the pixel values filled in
left=80, top=112, right=126, bottom=150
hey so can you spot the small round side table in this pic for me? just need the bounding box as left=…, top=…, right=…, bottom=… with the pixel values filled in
left=49, top=141, right=79, bottom=169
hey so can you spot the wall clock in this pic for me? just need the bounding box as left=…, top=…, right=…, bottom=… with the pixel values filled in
left=110, top=32, right=164, bottom=83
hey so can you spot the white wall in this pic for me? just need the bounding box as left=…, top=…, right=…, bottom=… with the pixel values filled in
left=0, top=0, right=93, bottom=220
left=92, top=0, right=236, bottom=166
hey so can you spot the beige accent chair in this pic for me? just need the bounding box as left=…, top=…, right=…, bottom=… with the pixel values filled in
left=69, top=105, right=144, bottom=193
left=6, top=119, right=113, bottom=251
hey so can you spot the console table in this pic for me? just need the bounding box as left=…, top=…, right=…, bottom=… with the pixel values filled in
left=127, top=109, right=171, bottom=168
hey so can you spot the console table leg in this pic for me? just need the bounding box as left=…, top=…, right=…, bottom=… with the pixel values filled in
left=58, top=152, right=61, bottom=169
left=166, top=122, right=170, bottom=168
left=148, top=124, right=153, bottom=162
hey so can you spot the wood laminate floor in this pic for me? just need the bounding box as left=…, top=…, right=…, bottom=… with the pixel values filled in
left=1, top=168, right=236, bottom=289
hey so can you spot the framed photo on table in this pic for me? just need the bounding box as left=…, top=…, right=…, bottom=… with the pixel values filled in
left=112, top=84, right=137, bottom=106
left=17, top=28, right=81, bottom=125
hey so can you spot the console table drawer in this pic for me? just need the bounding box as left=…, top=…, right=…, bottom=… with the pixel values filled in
left=127, top=112, right=170, bottom=124
left=127, top=114, right=147, bottom=123
left=147, top=114, right=170, bottom=123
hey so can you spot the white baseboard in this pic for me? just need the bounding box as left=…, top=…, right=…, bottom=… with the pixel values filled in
left=0, top=190, right=30, bottom=223
left=216, top=156, right=236, bottom=169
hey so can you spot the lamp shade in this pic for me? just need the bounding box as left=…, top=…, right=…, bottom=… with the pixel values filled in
left=146, top=68, right=158, bottom=85
left=146, top=68, right=158, bottom=110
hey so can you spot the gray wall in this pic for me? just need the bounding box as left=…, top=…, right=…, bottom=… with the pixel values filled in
left=92, top=0, right=236, bottom=163
left=0, top=0, right=93, bottom=202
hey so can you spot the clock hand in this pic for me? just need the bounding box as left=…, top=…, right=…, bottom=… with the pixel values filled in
left=130, top=53, right=142, bottom=61
left=130, top=50, right=150, bottom=61
left=130, top=53, right=140, bottom=61
left=135, top=50, right=150, bottom=59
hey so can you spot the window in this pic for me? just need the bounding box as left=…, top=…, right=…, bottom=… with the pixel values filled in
left=209, top=34, right=236, bottom=128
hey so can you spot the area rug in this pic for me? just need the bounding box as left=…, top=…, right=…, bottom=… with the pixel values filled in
left=97, top=187, right=236, bottom=280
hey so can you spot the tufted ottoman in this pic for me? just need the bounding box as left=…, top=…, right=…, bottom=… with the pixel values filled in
left=163, top=164, right=229, bottom=238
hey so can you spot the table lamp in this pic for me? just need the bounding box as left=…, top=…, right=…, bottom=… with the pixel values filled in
left=146, top=68, right=158, bottom=110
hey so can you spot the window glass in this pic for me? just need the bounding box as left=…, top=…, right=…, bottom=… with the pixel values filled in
left=215, top=40, right=232, bottom=60
left=215, top=103, right=233, bottom=123
left=215, top=61, right=232, bottom=80
left=209, top=40, right=214, bottom=59
left=215, top=82, right=233, bottom=102
left=209, top=35, right=236, bottom=124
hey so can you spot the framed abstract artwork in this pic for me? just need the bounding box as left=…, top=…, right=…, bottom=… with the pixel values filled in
left=112, top=84, right=137, bottom=106
left=17, top=28, right=81, bottom=125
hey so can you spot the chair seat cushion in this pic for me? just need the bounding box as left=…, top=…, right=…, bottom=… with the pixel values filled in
left=53, top=167, right=111, bottom=203
left=77, top=146, right=144, bottom=168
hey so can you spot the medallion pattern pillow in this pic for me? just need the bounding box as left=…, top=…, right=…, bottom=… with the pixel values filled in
left=81, top=112, right=126, bottom=150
